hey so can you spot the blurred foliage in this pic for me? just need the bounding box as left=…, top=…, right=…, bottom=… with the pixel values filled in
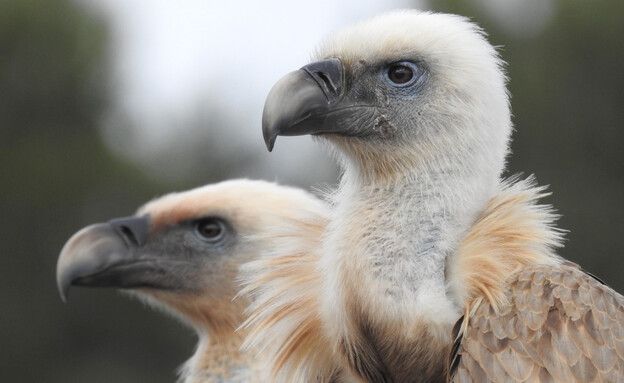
left=0, top=0, right=622, bottom=382
left=0, top=0, right=194, bottom=382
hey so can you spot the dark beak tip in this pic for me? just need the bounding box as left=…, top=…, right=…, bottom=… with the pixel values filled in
left=261, top=113, right=278, bottom=152
left=56, top=253, right=71, bottom=303
left=264, top=133, right=276, bottom=152
left=57, top=277, right=70, bottom=303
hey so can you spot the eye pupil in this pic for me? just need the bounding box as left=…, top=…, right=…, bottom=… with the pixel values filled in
left=199, top=223, right=220, bottom=237
left=388, top=65, right=414, bottom=84
left=195, top=219, right=224, bottom=241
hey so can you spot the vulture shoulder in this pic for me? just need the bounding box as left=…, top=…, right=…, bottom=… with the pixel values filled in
left=450, top=262, right=624, bottom=382
left=447, top=177, right=624, bottom=382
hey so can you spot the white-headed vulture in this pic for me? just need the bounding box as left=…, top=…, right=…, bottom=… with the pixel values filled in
left=255, top=10, right=624, bottom=383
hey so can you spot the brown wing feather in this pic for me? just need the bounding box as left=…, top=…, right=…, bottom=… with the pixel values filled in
left=450, top=262, right=624, bottom=383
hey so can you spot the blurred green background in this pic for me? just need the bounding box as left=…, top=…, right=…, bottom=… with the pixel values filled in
left=1, top=0, right=622, bottom=382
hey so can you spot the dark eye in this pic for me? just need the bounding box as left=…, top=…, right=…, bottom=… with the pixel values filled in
left=194, top=219, right=226, bottom=242
left=388, top=65, right=412, bottom=84
left=386, top=62, right=420, bottom=86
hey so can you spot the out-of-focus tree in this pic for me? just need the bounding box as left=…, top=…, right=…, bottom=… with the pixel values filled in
left=0, top=0, right=197, bottom=381
left=433, top=0, right=624, bottom=291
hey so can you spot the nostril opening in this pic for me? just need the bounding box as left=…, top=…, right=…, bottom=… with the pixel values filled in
left=120, top=225, right=139, bottom=246
left=302, top=58, right=343, bottom=99
left=109, top=216, right=149, bottom=247
left=315, top=71, right=334, bottom=93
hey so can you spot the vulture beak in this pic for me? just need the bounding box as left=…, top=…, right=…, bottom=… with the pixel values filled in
left=56, top=216, right=150, bottom=302
left=262, top=58, right=371, bottom=151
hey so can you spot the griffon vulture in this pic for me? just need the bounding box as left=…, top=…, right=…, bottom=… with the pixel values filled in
left=253, top=10, right=624, bottom=383
left=56, top=179, right=328, bottom=383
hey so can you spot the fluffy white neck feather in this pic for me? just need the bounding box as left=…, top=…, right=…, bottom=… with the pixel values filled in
left=321, top=144, right=499, bottom=331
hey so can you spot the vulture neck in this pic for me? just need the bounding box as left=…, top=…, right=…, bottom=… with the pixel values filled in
left=182, top=301, right=256, bottom=383
left=145, top=290, right=255, bottom=382
left=330, top=146, right=498, bottom=323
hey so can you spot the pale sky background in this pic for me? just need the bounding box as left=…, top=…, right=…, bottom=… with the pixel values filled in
left=78, top=0, right=555, bottom=185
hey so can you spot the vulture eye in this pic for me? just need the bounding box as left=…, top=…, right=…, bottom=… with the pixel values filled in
left=386, top=62, right=420, bottom=86
left=194, top=218, right=226, bottom=242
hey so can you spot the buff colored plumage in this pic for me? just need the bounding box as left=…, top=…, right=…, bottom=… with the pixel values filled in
left=57, top=179, right=328, bottom=382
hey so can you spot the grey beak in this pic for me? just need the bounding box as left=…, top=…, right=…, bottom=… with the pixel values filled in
left=262, top=58, right=346, bottom=151
left=56, top=216, right=149, bottom=302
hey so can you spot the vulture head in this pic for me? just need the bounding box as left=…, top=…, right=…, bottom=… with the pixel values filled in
left=263, top=10, right=511, bottom=185
left=56, top=179, right=326, bottom=341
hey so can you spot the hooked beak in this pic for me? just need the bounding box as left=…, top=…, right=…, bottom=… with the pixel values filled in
left=262, top=58, right=373, bottom=151
left=56, top=216, right=150, bottom=302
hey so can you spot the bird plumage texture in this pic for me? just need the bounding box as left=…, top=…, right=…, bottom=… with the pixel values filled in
left=451, top=261, right=624, bottom=383
left=249, top=9, right=624, bottom=383
left=57, top=179, right=329, bottom=383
